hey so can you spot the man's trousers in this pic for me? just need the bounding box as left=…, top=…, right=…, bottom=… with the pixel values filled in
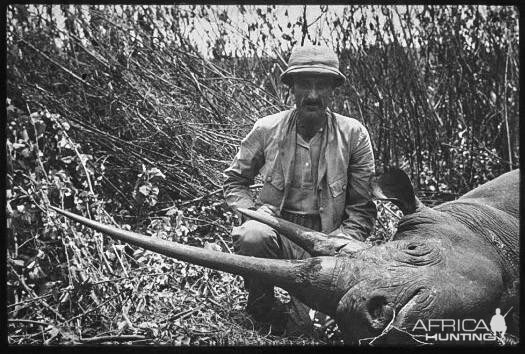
left=232, top=212, right=322, bottom=336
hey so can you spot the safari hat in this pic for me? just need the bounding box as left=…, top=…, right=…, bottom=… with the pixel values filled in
left=280, top=45, right=346, bottom=87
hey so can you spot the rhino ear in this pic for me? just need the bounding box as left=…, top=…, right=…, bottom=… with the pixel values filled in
left=371, top=167, right=418, bottom=215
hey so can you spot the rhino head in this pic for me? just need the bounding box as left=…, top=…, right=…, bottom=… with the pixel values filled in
left=50, top=168, right=519, bottom=344
left=330, top=167, right=519, bottom=342
left=325, top=209, right=511, bottom=342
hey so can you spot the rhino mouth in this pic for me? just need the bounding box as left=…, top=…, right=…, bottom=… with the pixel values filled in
left=392, top=287, right=433, bottom=330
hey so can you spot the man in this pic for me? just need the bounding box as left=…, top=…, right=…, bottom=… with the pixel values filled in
left=223, top=45, right=377, bottom=336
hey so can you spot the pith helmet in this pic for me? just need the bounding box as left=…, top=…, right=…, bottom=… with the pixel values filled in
left=280, top=45, right=346, bottom=87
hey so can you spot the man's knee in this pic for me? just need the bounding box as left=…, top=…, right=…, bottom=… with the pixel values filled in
left=232, top=220, right=280, bottom=258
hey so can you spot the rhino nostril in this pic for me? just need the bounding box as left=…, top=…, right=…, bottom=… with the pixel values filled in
left=367, top=296, right=393, bottom=330
left=368, top=296, right=387, bottom=317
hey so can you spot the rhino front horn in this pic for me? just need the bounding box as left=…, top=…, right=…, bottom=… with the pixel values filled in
left=49, top=206, right=346, bottom=315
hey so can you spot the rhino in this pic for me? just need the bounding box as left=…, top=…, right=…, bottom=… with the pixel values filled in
left=50, top=168, right=519, bottom=344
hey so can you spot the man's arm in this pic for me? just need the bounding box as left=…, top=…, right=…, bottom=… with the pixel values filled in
left=332, top=125, right=377, bottom=241
left=223, top=121, right=265, bottom=213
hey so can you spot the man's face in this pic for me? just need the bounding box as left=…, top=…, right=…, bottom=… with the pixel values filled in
left=292, top=74, right=335, bottom=119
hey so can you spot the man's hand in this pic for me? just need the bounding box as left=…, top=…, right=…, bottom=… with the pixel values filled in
left=327, top=227, right=369, bottom=254
left=337, top=239, right=369, bottom=254
left=327, top=227, right=348, bottom=239
left=256, top=204, right=279, bottom=217
left=328, top=225, right=367, bottom=242
left=236, top=204, right=279, bottom=224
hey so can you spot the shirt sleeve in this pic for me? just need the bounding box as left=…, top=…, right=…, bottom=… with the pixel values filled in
left=223, top=120, right=266, bottom=211
left=337, top=124, right=377, bottom=241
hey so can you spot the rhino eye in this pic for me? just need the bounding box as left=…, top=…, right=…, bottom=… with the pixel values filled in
left=404, top=242, right=432, bottom=256
left=395, top=242, right=440, bottom=265
left=404, top=242, right=423, bottom=251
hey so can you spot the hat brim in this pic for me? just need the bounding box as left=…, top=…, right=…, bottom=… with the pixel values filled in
left=280, top=65, right=346, bottom=87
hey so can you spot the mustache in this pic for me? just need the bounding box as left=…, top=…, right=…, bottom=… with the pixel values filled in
left=301, top=99, right=323, bottom=106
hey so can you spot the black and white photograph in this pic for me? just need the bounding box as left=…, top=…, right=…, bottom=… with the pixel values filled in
left=5, top=4, right=519, bottom=346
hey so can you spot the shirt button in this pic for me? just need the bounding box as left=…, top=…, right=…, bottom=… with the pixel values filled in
left=319, top=207, right=324, bottom=212
left=305, top=162, right=309, bottom=167
left=266, top=176, right=272, bottom=182
left=342, top=185, right=346, bottom=190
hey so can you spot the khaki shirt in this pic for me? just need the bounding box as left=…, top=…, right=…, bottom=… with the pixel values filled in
left=223, top=109, right=376, bottom=241
left=283, top=128, right=323, bottom=214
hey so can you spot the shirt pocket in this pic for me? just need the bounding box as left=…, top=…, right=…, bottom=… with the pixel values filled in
left=329, top=177, right=347, bottom=198
left=259, top=166, right=285, bottom=205
left=264, top=170, right=285, bottom=190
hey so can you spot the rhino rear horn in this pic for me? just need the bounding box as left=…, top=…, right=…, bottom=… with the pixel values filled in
left=371, top=167, right=421, bottom=214
left=237, top=208, right=367, bottom=256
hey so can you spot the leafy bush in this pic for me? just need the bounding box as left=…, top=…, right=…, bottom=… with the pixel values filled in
left=6, top=4, right=519, bottom=345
